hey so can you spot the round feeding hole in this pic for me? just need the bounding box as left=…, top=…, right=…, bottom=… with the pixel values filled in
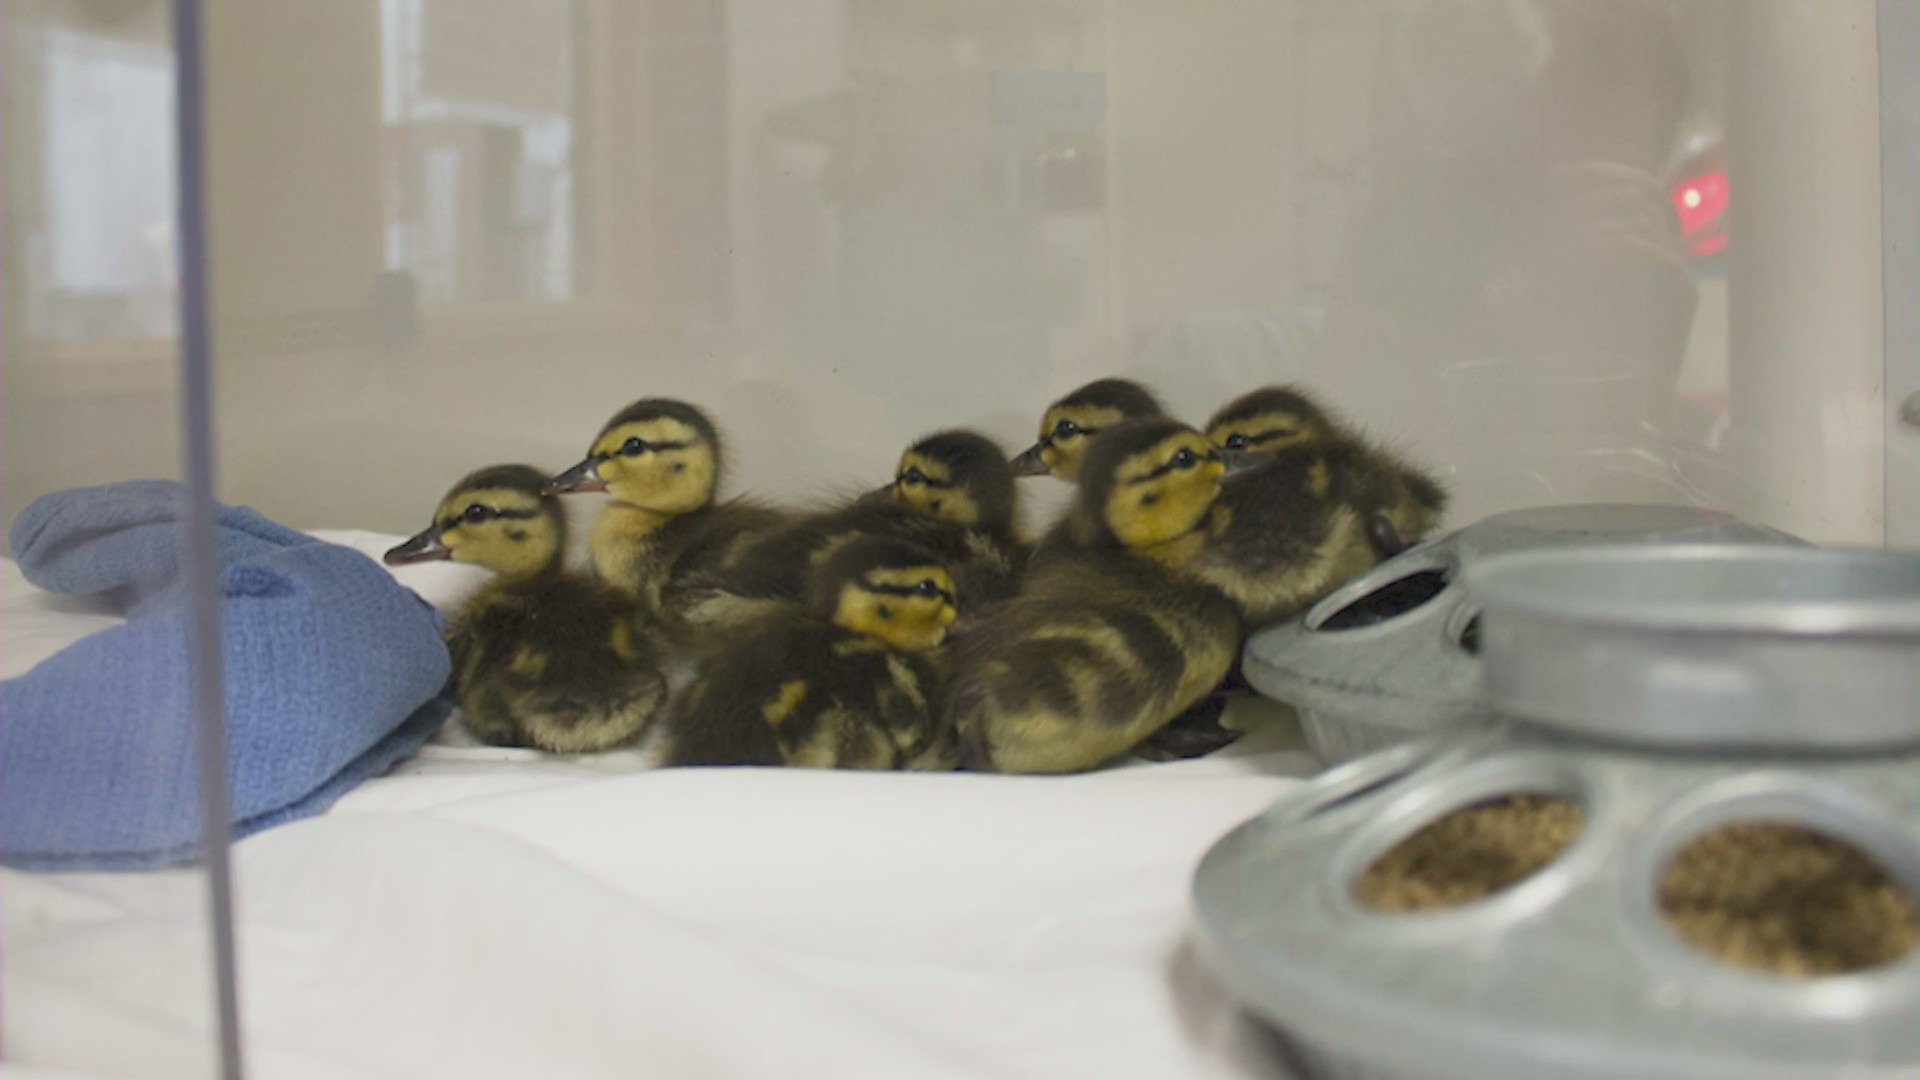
left=1456, top=613, right=1482, bottom=655
left=1354, top=794, right=1584, bottom=913
left=1659, top=823, right=1919, bottom=977
left=1315, top=569, right=1451, bottom=631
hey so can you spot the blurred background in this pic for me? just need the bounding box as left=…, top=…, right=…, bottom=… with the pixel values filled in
left=1, top=0, right=1911, bottom=546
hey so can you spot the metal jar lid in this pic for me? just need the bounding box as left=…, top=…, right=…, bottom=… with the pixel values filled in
left=1466, top=545, right=1920, bottom=751
left=1240, top=503, right=1803, bottom=762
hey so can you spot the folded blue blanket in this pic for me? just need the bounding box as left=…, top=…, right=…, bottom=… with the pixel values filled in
left=3, top=481, right=452, bottom=870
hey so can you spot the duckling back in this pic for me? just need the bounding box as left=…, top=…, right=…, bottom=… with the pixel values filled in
left=662, top=610, right=952, bottom=770
left=698, top=497, right=1022, bottom=615
left=1180, top=442, right=1444, bottom=628
left=942, top=549, right=1241, bottom=774
left=446, top=571, right=669, bottom=753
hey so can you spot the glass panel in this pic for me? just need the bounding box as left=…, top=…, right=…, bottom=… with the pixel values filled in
left=3, top=2, right=180, bottom=341
left=1, top=3, right=221, bottom=1075
left=380, top=0, right=579, bottom=303
left=2, top=1, right=1908, bottom=1076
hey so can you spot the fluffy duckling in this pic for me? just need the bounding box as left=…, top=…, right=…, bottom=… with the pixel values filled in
left=866, top=428, right=1029, bottom=606
left=944, top=420, right=1245, bottom=774
left=1010, top=377, right=1167, bottom=481
left=385, top=465, right=667, bottom=753
left=1205, top=385, right=1448, bottom=558
left=663, top=537, right=961, bottom=770
left=545, top=398, right=788, bottom=623
left=696, top=428, right=1028, bottom=619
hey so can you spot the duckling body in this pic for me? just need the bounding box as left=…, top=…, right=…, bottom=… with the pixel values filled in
left=1205, top=385, right=1447, bottom=559
left=705, top=429, right=1027, bottom=616
left=547, top=398, right=788, bottom=626
left=386, top=465, right=667, bottom=753
left=945, top=421, right=1245, bottom=773
left=664, top=537, right=961, bottom=770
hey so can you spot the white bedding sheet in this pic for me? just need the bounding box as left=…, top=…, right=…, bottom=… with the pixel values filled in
left=1, top=532, right=1320, bottom=1080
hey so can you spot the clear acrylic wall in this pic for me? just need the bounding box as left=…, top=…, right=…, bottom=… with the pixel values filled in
left=0, top=2, right=1910, bottom=1075
left=4, top=0, right=1908, bottom=550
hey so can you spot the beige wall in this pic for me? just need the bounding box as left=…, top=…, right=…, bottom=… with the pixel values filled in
left=1, top=0, right=1899, bottom=547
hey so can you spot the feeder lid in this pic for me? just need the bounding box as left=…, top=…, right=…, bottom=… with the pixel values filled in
left=1467, top=545, right=1920, bottom=751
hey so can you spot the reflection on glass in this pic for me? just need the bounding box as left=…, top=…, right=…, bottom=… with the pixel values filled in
left=7, top=18, right=179, bottom=341
left=380, top=0, right=578, bottom=304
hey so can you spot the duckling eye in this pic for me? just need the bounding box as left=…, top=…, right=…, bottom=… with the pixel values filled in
left=620, top=437, right=649, bottom=456
left=462, top=504, right=494, bottom=525
left=1052, top=419, right=1081, bottom=440
left=901, top=466, right=927, bottom=486
left=1224, top=434, right=1250, bottom=451
left=1171, top=448, right=1198, bottom=470
left=913, top=579, right=940, bottom=598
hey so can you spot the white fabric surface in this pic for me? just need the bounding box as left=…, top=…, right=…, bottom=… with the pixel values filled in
left=1, top=531, right=1319, bottom=1080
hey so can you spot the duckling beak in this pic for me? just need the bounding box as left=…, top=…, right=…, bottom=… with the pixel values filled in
left=1010, top=443, right=1051, bottom=477
left=544, top=458, right=605, bottom=495
left=383, top=527, right=451, bottom=566
left=1217, top=448, right=1270, bottom=476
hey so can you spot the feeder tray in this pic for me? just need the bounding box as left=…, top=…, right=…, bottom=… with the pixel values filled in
left=1195, top=544, right=1920, bottom=1080
left=1241, top=503, right=1803, bottom=763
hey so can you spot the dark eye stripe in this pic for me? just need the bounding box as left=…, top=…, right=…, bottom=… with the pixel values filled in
left=598, top=439, right=691, bottom=460
left=904, top=475, right=957, bottom=490
left=439, top=506, right=542, bottom=530
left=1128, top=449, right=1220, bottom=483
left=868, top=582, right=957, bottom=605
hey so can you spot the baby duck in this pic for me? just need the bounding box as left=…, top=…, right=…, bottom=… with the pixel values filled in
left=868, top=428, right=1029, bottom=607
left=699, top=428, right=1028, bottom=617
left=944, top=420, right=1245, bottom=774
left=663, top=537, right=961, bottom=770
left=384, top=465, right=667, bottom=753
left=1010, top=377, right=1167, bottom=481
left=1205, top=385, right=1448, bottom=558
left=545, top=398, right=788, bottom=623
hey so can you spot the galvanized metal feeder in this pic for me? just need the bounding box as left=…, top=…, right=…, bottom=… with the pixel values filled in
left=1241, top=503, right=1803, bottom=763
left=1196, top=544, right=1920, bottom=1080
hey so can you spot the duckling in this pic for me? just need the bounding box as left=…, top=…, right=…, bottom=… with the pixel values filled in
left=384, top=465, right=667, bottom=753
left=694, top=428, right=1028, bottom=620
left=663, top=536, right=961, bottom=770
left=1205, top=385, right=1448, bottom=558
left=944, top=420, right=1245, bottom=774
left=545, top=398, right=789, bottom=625
left=1010, top=377, right=1167, bottom=481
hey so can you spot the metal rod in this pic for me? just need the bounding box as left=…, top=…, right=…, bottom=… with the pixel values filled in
left=170, top=0, right=245, bottom=1076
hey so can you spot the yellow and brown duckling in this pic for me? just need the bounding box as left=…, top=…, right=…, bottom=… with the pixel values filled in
left=545, top=398, right=788, bottom=624
left=1205, top=384, right=1448, bottom=558
left=385, top=465, right=667, bottom=754
left=662, top=536, right=961, bottom=770
left=697, top=428, right=1028, bottom=618
left=1010, top=377, right=1167, bottom=482
left=944, top=420, right=1246, bottom=774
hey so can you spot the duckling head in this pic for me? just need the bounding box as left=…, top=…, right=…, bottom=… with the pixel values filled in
left=1076, top=419, right=1228, bottom=551
left=889, top=429, right=1017, bottom=533
left=1011, top=378, right=1166, bottom=481
left=1204, top=385, right=1339, bottom=455
left=385, top=464, right=565, bottom=580
left=545, top=398, right=720, bottom=515
left=808, top=536, right=959, bottom=653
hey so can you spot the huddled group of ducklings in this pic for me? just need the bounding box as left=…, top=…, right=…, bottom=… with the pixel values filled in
left=384, top=379, right=1446, bottom=774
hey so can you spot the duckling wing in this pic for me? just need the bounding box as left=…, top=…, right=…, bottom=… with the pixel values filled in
left=1182, top=447, right=1381, bottom=629
left=941, top=562, right=1240, bottom=774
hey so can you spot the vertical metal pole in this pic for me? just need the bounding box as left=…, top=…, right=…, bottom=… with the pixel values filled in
left=170, top=0, right=244, bottom=1077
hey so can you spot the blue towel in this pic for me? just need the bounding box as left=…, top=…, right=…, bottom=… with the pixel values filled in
left=2, top=481, right=452, bottom=870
